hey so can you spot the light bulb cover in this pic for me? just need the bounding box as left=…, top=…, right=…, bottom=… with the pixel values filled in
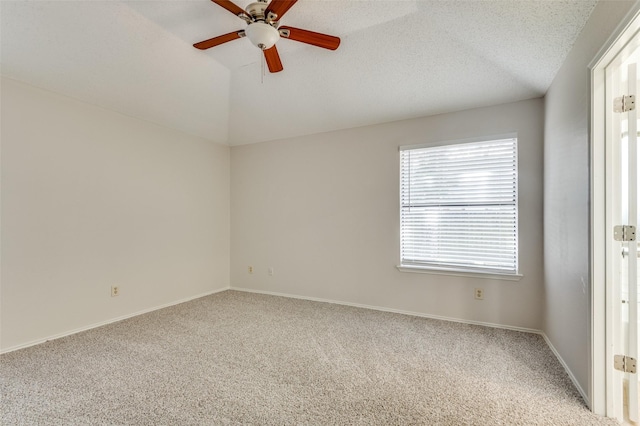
left=245, top=22, right=280, bottom=50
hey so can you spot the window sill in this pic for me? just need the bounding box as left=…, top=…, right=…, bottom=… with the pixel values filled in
left=396, top=265, right=523, bottom=281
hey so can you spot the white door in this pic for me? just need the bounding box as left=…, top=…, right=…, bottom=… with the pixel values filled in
left=590, top=7, right=640, bottom=418
left=607, top=54, right=640, bottom=422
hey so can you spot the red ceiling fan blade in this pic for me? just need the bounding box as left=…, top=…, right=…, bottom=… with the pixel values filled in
left=263, top=46, right=284, bottom=73
left=211, top=0, right=250, bottom=19
left=264, top=0, right=298, bottom=20
left=194, top=31, right=244, bottom=50
left=279, top=27, right=340, bottom=50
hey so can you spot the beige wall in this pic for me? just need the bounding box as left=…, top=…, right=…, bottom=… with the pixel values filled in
left=543, top=0, right=637, bottom=404
left=231, top=98, right=544, bottom=330
left=0, top=77, right=231, bottom=351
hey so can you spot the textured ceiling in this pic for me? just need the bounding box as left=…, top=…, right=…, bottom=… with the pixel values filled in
left=1, top=1, right=598, bottom=146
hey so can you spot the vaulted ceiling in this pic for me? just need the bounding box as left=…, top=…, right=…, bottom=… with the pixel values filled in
left=1, top=1, right=597, bottom=145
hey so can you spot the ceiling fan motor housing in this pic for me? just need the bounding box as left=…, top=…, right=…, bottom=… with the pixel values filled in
left=246, top=1, right=269, bottom=21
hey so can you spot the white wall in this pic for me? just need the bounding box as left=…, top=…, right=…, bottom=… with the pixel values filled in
left=543, top=0, right=636, bottom=403
left=231, top=98, right=544, bottom=330
left=0, top=77, right=230, bottom=351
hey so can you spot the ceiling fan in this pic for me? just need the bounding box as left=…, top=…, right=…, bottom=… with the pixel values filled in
left=193, top=0, right=341, bottom=73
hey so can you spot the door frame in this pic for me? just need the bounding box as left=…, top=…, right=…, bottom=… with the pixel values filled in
left=590, top=4, right=640, bottom=417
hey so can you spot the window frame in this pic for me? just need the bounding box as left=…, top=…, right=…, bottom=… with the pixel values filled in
left=396, top=134, right=523, bottom=281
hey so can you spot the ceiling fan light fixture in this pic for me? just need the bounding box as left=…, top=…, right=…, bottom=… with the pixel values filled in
left=245, top=22, right=280, bottom=50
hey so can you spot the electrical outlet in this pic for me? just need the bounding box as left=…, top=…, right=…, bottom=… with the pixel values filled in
left=474, top=288, right=484, bottom=300
left=248, top=266, right=254, bottom=274
left=268, top=267, right=274, bottom=276
left=111, top=286, right=120, bottom=297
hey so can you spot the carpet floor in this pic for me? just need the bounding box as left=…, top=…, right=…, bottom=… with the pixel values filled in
left=1, top=290, right=617, bottom=425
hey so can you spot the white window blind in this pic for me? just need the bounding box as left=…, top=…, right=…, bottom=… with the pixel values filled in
left=400, top=137, right=518, bottom=275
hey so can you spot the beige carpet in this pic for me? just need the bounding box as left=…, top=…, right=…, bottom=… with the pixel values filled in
left=1, top=290, right=616, bottom=425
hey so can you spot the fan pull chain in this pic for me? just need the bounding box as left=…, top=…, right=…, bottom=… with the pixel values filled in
left=260, top=48, right=265, bottom=84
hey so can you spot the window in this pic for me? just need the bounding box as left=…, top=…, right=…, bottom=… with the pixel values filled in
left=399, top=136, right=518, bottom=277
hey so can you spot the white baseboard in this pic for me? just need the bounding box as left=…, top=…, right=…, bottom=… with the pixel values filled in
left=231, top=286, right=589, bottom=405
left=0, top=286, right=230, bottom=354
left=230, top=286, right=542, bottom=334
left=541, top=332, right=589, bottom=406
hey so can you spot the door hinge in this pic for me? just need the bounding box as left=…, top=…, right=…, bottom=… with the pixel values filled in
left=614, top=225, right=637, bottom=241
left=615, top=355, right=637, bottom=373
left=614, top=95, right=636, bottom=112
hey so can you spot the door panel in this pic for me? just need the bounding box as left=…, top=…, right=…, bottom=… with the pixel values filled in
left=607, top=54, right=640, bottom=423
